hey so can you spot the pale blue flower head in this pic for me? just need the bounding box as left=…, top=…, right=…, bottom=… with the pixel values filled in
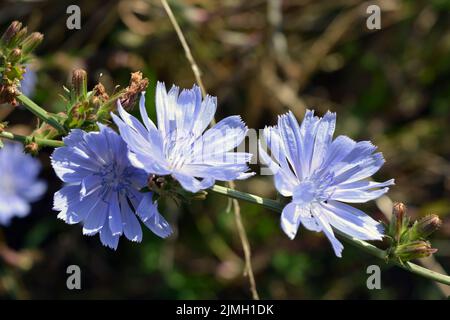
left=51, top=124, right=172, bottom=250
left=111, top=82, right=253, bottom=194
left=0, top=142, right=46, bottom=225
left=260, top=110, right=394, bottom=257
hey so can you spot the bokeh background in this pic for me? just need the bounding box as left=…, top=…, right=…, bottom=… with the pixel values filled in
left=1, top=0, right=450, bottom=299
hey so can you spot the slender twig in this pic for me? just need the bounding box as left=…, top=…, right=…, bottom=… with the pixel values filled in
left=210, top=185, right=450, bottom=286
left=160, top=0, right=207, bottom=97
left=16, top=94, right=66, bottom=134
left=161, top=0, right=260, bottom=299
left=0, top=131, right=64, bottom=148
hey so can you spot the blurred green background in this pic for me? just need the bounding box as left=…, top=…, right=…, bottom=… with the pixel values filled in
left=1, top=0, right=450, bottom=299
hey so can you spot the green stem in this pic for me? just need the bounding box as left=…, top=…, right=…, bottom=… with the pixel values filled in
left=209, top=185, right=450, bottom=286
left=0, top=131, right=64, bottom=147
left=17, top=94, right=66, bottom=133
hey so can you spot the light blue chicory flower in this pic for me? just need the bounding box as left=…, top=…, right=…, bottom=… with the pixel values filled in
left=259, top=110, right=394, bottom=257
left=0, top=142, right=46, bottom=225
left=51, top=124, right=172, bottom=250
left=111, top=82, right=253, bottom=194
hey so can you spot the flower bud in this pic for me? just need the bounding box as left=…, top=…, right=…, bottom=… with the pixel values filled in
left=12, top=26, right=28, bottom=47
left=21, top=32, right=44, bottom=54
left=1, top=21, right=22, bottom=45
left=392, top=202, right=407, bottom=242
left=9, top=48, right=22, bottom=63
left=394, top=240, right=437, bottom=261
left=71, top=69, right=88, bottom=99
left=410, top=214, right=442, bottom=240
left=24, top=141, right=39, bottom=155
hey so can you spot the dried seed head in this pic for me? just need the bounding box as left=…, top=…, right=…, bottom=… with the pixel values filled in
left=119, top=71, right=149, bottom=110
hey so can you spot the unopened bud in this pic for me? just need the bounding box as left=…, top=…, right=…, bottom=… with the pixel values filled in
left=24, top=141, right=39, bottom=155
left=394, top=240, right=437, bottom=262
left=12, top=26, right=28, bottom=47
left=148, top=174, right=167, bottom=193
left=411, top=214, right=442, bottom=240
left=9, top=48, right=22, bottom=63
left=392, top=202, right=407, bottom=242
left=22, top=32, right=43, bottom=54
left=393, top=202, right=406, bottom=222
left=1, top=21, right=22, bottom=45
left=72, top=69, right=88, bottom=99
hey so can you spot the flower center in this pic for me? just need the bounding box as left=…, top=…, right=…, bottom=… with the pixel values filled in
left=164, top=131, right=196, bottom=170
left=292, top=181, right=318, bottom=206
left=98, top=163, right=133, bottom=192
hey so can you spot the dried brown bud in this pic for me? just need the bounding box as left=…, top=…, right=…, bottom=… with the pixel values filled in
left=72, top=69, right=88, bottom=98
left=0, top=83, right=19, bottom=106
left=93, top=83, right=109, bottom=101
left=119, top=71, right=149, bottom=110
left=24, top=141, right=39, bottom=155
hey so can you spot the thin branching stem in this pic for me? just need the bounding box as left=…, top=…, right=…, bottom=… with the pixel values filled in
left=0, top=130, right=64, bottom=148
left=161, top=0, right=260, bottom=299
left=17, top=94, right=66, bottom=133
left=210, top=185, right=450, bottom=286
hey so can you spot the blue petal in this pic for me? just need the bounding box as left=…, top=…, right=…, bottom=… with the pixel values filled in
left=136, top=195, right=172, bottom=238
left=64, top=190, right=101, bottom=225
left=320, top=135, right=356, bottom=170
left=53, top=184, right=81, bottom=217
left=82, top=196, right=109, bottom=235
left=323, top=200, right=384, bottom=230
left=297, top=110, right=321, bottom=178
left=280, top=202, right=301, bottom=239
left=173, top=172, right=215, bottom=193
left=111, top=113, right=169, bottom=174
left=310, top=111, right=336, bottom=172
left=138, top=93, right=158, bottom=132
left=313, top=211, right=344, bottom=258
left=320, top=202, right=384, bottom=240
left=277, top=112, right=303, bottom=178
left=80, top=174, right=102, bottom=199
left=192, top=94, right=217, bottom=137
left=108, top=192, right=123, bottom=236
left=99, top=224, right=120, bottom=250
left=182, top=161, right=253, bottom=182
left=198, top=116, right=248, bottom=156
left=330, top=179, right=394, bottom=203
left=119, top=194, right=143, bottom=242
left=20, top=180, right=47, bottom=202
